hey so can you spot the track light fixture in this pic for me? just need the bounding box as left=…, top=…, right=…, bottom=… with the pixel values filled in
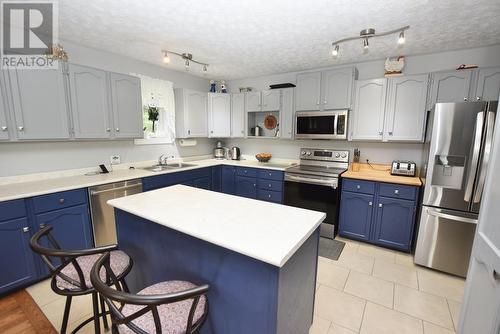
left=161, top=50, right=209, bottom=72
left=331, top=26, right=409, bottom=58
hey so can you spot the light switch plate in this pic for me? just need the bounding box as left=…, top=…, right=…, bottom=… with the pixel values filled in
left=110, top=155, right=121, bottom=165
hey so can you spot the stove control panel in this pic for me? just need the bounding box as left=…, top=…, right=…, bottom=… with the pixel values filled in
left=299, top=148, right=349, bottom=163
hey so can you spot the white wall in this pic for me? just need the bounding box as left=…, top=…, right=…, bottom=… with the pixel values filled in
left=0, top=41, right=212, bottom=177
left=225, top=44, right=500, bottom=165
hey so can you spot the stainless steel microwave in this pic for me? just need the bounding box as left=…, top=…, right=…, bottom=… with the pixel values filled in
left=295, top=110, right=348, bottom=140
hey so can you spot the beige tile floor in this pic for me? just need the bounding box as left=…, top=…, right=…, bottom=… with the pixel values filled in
left=311, top=237, right=465, bottom=334
left=25, top=236, right=465, bottom=334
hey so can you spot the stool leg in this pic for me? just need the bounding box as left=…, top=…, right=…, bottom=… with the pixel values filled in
left=60, top=296, right=72, bottom=334
left=92, top=292, right=101, bottom=334
left=99, top=294, right=109, bottom=330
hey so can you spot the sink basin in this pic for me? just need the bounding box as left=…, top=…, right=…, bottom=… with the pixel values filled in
left=141, top=163, right=197, bottom=172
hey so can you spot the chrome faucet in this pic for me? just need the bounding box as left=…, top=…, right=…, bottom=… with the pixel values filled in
left=158, top=154, right=174, bottom=166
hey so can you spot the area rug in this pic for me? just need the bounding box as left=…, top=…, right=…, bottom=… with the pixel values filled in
left=0, top=289, right=57, bottom=334
left=319, top=237, right=346, bottom=261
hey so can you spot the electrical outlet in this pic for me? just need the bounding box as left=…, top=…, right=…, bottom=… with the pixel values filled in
left=110, top=155, right=121, bottom=165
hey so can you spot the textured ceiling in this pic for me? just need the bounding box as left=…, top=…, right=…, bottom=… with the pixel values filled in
left=59, top=0, right=500, bottom=80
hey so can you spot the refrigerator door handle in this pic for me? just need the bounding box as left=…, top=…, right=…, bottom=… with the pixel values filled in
left=473, top=111, right=495, bottom=203
left=426, top=208, right=478, bottom=225
left=464, top=111, right=484, bottom=202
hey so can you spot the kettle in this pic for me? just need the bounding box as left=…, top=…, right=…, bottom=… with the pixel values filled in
left=231, top=147, right=241, bottom=160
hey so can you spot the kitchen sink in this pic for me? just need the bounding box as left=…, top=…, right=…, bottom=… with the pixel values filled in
left=141, top=163, right=197, bottom=172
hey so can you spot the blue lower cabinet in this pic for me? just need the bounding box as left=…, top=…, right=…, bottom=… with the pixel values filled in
left=339, top=179, right=419, bottom=252
left=339, top=192, right=374, bottom=241
left=211, top=166, right=222, bottom=192
left=143, top=168, right=212, bottom=191
left=235, top=176, right=257, bottom=199
left=372, top=197, right=416, bottom=251
left=193, top=177, right=211, bottom=190
left=221, top=166, right=236, bottom=195
left=0, top=216, right=37, bottom=294
left=257, top=189, right=282, bottom=203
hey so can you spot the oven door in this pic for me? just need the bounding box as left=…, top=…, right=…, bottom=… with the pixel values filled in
left=295, top=110, right=348, bottom=140
left=284, top=173, right=340, bottom=239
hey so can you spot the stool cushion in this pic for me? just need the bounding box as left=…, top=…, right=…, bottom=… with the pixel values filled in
left=56, top=250, right=130, bottom=291
left=119, top=280, right=207, bottom=334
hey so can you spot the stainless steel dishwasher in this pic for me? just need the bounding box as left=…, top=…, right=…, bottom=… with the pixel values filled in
left=89, top=179, right=143, bottom=246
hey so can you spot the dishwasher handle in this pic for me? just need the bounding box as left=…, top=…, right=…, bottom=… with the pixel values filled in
left=90, top=183, right=142, bottom=196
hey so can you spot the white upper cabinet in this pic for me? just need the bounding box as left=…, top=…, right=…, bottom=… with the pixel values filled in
left=208, top=93, right=231, bottom=138
left=109, top=73, right=143, bottom=138
left=296, top=72, right=321, bottom=111
left=474, top=67, right=500, bottom=101
left=261, top=90, right=280, bottom=111
left=384, top=74, right=429, bottom=142
left=280, top=88, right=294, bottom=139
left=68, top=64, right=111, bottom=139
left=245, top=91, right=262, bottom=112
left=175, top=89, right=208, bottom=138
left=429, top=70, right=473, bottom=107
left=9, top=67, right=70, bottom=140
left=0, top=73, right=10, bottom=140
left=351, top=79, right=387, bottom=141
left=231, top=93, right=245, bottom=138
left=322, top=67, right=355, bottom=110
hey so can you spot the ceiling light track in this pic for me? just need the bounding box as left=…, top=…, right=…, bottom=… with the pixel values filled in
left=161, top=50, right=209, bottom=72
left=331, top=25, right=409, bottom=58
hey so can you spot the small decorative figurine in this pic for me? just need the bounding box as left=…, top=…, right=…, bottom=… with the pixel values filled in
left=209, top=80, right=216, bottom=92
left=220, top=80, right=227, bottom=93
left=385, top=56, right=405, bottom=76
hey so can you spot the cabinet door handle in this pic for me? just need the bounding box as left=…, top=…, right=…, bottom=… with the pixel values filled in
left=268, top=194, right=272, bottom=198
left=1, top=126, right=7, bottom=131
left=368, top=202, right=373, bottom=206
left=356, top=185, right=361, bottom=189
left=494, top=270, right=500, bottom=281
left=253, top=184, right=256, bottom=187
left=394, top=189, right=399, bottom=194
left=476, top=96, right=481, bottom=101
left=464, top=97, right=468, bottom=102
left=18, top=126, right=24, bottom=131
left=59, top=198, right=65, bottom=204
left=323, top=101, right=327, bottom=104
left=116, top=128, right=120, bottom=132
left=316, top=101, right=320, bottom=105
left=106, top=128, right=111, bottom=132
left=22, top=227, right=30, bottom=233
left=378, top=131, right=383, bottom=135
left=210, top=130, right=214, bottom=134
left=39, top=223, right=46, bottom=229
left=379, top=203, right=383, bottom=208
left=388, top=131, right=393, bottom=136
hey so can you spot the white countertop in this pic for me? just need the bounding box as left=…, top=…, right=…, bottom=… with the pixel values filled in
left=0, top=158, right=297, bottom=202
left=108, top=185, right=325, bottom=267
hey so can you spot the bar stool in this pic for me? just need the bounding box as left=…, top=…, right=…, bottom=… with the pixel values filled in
left=29, top=226, right=133, bottom=334
left=90, top=252, right=210, bottom=334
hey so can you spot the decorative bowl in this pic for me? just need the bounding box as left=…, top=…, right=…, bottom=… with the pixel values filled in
left=256, top=153, right=272, bottom=162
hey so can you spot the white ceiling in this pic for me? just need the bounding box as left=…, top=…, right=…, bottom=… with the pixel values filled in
left=59, top=0, right=500, bottom=80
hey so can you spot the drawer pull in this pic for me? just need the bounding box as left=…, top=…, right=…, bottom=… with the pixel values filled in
left=394, top=189, right=399, bottom=194
left=39, top=223, right=46, bottom=229
left=268, top=194, right=272, bottom=198
left=18, top=126, right=24, bottom=131
left=494, top=270, right=500, bottom=281
left=106, top=128, right=111, bottom=132
left=268, top=184, right=272, bottom=188
left=59, top=198, right=65, bottom=204
left=22, top=227, right=30, bottom=233
left=379, top=203, right=383, bottom=208
left=116, top=128, right=120, bottom=132
left=368, top=202, right=373, bottom=206
left=1, top=126, right=7, bottom=131
left=356, top=185, right=361, bottom=189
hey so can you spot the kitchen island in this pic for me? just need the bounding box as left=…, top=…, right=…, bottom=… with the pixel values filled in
left=108, top=185, right=325, bottom=334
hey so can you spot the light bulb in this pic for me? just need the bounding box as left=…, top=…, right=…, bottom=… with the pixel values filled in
left=162, top=52, right=170, bottom=64
left=185, top=59, right=190, bottom=71
left=331, top=44, right=339, bottom=58
left=398, top=31, right=405, bottom=46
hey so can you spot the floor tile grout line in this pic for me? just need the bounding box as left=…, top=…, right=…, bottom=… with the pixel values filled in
left=358, top=300, right=367, bottom=333
left=342, top=269, right=351, bottom=291
left=446, top=298, right=458, bottom=332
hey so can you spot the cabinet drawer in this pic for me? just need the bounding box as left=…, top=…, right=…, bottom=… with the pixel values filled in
left=379, top=183, right=417, bottom=201
left=33, top=189, right=88, bottom=214
left=342, top=179, right=375, bottom=194
left=257, top=179, right=283, bottom=192
left=236, top=167, right=257, bottom=178
left=257, top=190, right=282, bottom=203
left=258, top=169, right=284, bottom=181
left=0, top=199, right=27, bottom=221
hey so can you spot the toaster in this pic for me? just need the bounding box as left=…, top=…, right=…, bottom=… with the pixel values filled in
left=390, top=160, right=416, bottom=177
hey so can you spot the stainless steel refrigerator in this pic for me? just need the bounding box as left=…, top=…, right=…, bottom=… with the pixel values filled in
left=415, top=101, right=497, bottom=277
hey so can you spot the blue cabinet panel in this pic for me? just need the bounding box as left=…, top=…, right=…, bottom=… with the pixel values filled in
left=257, top=189, right=282, bottom=203
left=142, top=167, right=211, bottom=191
left=221, top=166, right=236, bottom=195
left=339, top=192, right=374, bottom=241
left=0, top=217, right=37, bottom=294
left=0, top=199, right=27, bottom=221
left=33, top=188, right=87, bottom=214
left=258, top=179, right=283, bottom=192
left=342, top=179, right=376, bottom=195
left=372, top=196, right=416, bottom=251
left=236, top=167, right=258, bottom=178
left=193, top=177, right=211, bottom=190
left=211, top=166, right=222, bottom=192
left=258, top=169, right=284, bottom=181
left=379, top=183, right=417, bottom=201
left=235, top=176, right=257, bottom=199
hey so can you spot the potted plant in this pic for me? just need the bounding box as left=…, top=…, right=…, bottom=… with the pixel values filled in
left=146, top=106, right=160, bottom=133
